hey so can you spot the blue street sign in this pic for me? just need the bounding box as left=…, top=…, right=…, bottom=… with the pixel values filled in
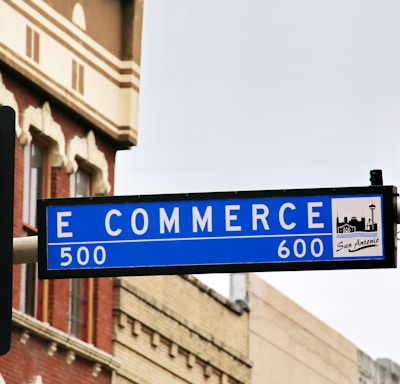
left=38, top=186, right=397, bottom=279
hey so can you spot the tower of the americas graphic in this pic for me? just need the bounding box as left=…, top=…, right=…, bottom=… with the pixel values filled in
left=367, top=202, right=377, bottom=231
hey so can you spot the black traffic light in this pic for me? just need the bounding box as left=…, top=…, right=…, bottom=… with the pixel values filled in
left=0, top=106, right=15, bottom=355
left=370, top=169, right=383, bottom=186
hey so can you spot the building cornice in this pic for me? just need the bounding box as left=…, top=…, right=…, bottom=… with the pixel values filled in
left=114, top=278, right=252, bottom=369
left=0, top=0, right=140, bottom=149
left=12, top=309, right=121, bottom=373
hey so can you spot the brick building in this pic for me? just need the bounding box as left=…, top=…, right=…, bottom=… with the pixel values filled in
left=113, top=275, right=252, bottom=384
left=1, top=2, right=399, bottom=384
left=0, top=1, right=143, bottom=383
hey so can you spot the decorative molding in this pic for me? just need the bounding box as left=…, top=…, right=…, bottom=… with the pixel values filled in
left=187, top=353, right=195, bottom=368
left=92, top=363, right=102, bottom=378
left=169, top=342, right=178, bottom=358
left=204, top=364, right=212, bottom=378
left=20, top=329, right=30, bottom=344
left=28, top=376, right=43, bottom=384
left=151, top=332, right=160, bottom=348
left=66, top=350, right=76, bottom=365
left=114, top=309, right=249, bottom=384
left=113, top=280, right=253, bottom=381
left=0, top=71, right=21, bottom=136
left=118, top=312, right=128, bottom=329
left=0, top=2, right=139, bottom=148
left=66, top=131, right=111, bottom=194
left=12, top=309, right=121, bottom=372
left=114, top=278, right=252, bottom=368
left=72, top=3, right=86, bottom=30
left=21, top=102, right=68, bottom=167
left=132, top=320, right=141, bottom=336
left=47, top=341, right=57, bottom=356
left=221, top=373, right=229, bottom=384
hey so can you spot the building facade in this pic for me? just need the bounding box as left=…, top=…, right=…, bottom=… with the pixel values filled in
left=113, top=275, right=252, bottom=384
left=1, top=2, right=399, bottom=384
left=0, top=1, right=142, bottom=383
left=244, top=273, right=359, bottom=383
left=231, top=272, right=400, bottom=384
left=359, top=351, right=400, bottom=384
left=113, top=272, right=400, bottom=384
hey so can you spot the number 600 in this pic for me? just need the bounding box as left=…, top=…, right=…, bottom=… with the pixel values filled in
left=278, top=238, right=323, bottom=259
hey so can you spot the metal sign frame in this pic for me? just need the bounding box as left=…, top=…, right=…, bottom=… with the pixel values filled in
left=38, top=185, right=397, bottom=279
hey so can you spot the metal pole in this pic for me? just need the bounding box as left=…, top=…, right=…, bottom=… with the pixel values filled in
left=398, top=205, right=400, bottom=225
left=13, top=236, right=38, bottom=264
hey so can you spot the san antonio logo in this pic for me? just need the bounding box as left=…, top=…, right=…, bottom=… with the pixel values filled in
left=331, top=197, right=383, bottom=258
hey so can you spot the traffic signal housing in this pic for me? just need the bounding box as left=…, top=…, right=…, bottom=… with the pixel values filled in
left=370, top=169, right=383, bottom=186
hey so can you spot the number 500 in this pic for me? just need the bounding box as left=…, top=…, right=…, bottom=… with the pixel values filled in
left=60, top=246, right=107, bottom=267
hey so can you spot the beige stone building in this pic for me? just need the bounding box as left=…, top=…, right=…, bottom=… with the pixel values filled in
left=113, top=275, right=252, bottom=384
left=112, top=272, right=400, bottom=384
left=246, top=273, right=359, bottom=383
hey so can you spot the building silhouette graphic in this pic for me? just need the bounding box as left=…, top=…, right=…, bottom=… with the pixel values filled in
left=336, top=202, right=378, bottom=233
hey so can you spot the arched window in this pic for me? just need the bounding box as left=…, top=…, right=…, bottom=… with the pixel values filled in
left=72, top=3, right=86, bottom=30
left=67, top=130, right=110, bottom=343
left=66, top=131, right=111, bottom=195
left=20, top=102, right=67, bottom=320
left=21, top=139, right=48, bottom=318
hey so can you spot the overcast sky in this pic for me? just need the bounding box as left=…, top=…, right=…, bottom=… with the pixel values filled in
left=116, top=0, right=400, bottom=360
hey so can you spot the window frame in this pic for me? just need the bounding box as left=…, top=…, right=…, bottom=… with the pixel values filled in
left=21, top=137, right=49, bottom=319
left=22, top=139, right=48, bottom=232
left=68, top=166, right=94, bottom=342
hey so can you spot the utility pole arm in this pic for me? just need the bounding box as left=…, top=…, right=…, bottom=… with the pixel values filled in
left=13, top=236, right=38, bottom=264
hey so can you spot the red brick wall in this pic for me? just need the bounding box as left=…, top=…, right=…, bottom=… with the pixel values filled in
left=47, top=279, right=69, bottom=332
left=1, top=66, right=116, bottom=359
left=0, top=330, right=112, bottom=384
left=93, top=277, right=113, bottom=351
